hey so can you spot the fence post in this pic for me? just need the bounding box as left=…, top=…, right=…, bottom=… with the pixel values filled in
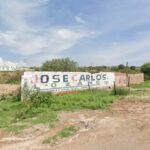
left=128, top=76, right=130, bottom=93
left=114, top=81, right=117, bottom=95
left=88, top=82, right=95, bottom=101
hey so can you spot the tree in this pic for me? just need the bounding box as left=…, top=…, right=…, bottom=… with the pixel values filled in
left=111, top=66, right=119, bottom=72
left=41, top=58, right=79, bottom=71
left=118, top=64, right=125, bottom=70
left=141, top=63, right=150, bottom=80
left=130, top=66, right=136, bottom=70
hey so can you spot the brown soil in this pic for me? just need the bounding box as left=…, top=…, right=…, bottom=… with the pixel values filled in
left=0, top=84, right=19, bottom=96
left=0, top=97, right=150, bottom=150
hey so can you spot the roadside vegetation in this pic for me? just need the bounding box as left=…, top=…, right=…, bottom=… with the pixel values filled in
left=35, top=58, right=150, bottom=76
left=0, top=58, right=149, bottom=137
left=131, top=80, right=150, bottom=89
left=130, top=81, right=150, bottom=97
left=43, top=126, right=79, bottom=145
left=0, top=59, right=149, bottom=85
left=141, top=63, right=150, bottom=80
left=0, top=58, right=149, bottom=148
left=1, top=81, right=150, bottom=134
left=0, top=71, right=22, bottom=84
left=0, top=81, right=150, bottom=143
left=0, top=89, right=121, bottom=133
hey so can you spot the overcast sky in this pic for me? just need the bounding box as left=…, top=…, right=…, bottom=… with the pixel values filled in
left=0, top=0, right=150, bottom=66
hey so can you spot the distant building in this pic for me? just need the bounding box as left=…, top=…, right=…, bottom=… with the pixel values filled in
left=16, top=67, right=33, bottom=71
left=0, top=65, right=17, bottom=71
left=0, top=66, right=32, bottom=72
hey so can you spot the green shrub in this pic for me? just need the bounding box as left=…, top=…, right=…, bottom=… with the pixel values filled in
left=15, top=91, right=56, bottom=120
left=15, top=106, right=43, bottom=120
left=12, top=88, right=21, bottom=101
left=144, top=74, right=150, bottom=80
left=112, top=88, right=130, bottom=96
left=0, top=94, right=7, bottom=101
left=29, top=91, right=56, bottom=108
left=0, top=89, right=124, bottom=132
left=141, top=63, right=150, bottom=80
left=15, top=108, right=29, bottom=120
left=59, top=126, right=79, bottom=138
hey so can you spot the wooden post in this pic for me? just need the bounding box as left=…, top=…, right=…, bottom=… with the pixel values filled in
left=126, top=62, right=130, bottom=87
left=88, top=82, right=95, bottom=101
left=114, top=81, right=117, bottom=95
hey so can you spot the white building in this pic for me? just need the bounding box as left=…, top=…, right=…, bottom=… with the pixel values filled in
left=0, top=65, right=17, bottom=71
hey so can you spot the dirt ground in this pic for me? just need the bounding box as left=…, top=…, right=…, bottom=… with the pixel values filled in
left=0, top=84, right=19, bottom=96
left=0, top=96, right=150, bottom=150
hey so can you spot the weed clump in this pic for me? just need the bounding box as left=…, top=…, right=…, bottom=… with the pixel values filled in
left=0, top=94, right=7, bottom=101
left=29, top=91, right=56, bottom=108
left=15, top=91, right=56, bottom=120
left=112, top=88, right=130, bottom=96
left=0, top=89, right=119, bottom=133
left=43, top=126, right=79, bottom=144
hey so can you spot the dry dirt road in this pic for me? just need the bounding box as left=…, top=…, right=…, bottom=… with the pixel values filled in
left=0, top=97, right=150, bottom=150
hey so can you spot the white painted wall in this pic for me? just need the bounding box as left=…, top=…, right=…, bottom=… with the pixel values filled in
left=22, top=72, right=115, bottom=93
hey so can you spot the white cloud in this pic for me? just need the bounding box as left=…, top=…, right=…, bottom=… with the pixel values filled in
left=75, top=16, right=86, bottom=24
left=79, top=32, right=150, bottom=66
left=0, top=28, right=91, bottom=56
left=0, top=57, right=26, bottom=67
left=0, top=0, right=91, bottom=58
left=112, top=42, right=119, bottom=46
left=28, top=0, right=51, bottom=6
left=1, top=0, right=148, bottom=66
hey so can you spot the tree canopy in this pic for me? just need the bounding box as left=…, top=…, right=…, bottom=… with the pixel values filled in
left=40, top=58, right=149, bottom=78
left=41, top=58, right=79, bottom=71
left=141, top=63, right=150, bottom=80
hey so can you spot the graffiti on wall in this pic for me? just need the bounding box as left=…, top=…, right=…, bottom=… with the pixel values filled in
left=21, top=72, right=115, bottom=93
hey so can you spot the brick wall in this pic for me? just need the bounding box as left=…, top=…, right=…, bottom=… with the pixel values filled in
left=128, top=73, right=144, bottom=84
left=115, top=73, right=144, bottom=87
left=115, top=73, right=127, bottom=87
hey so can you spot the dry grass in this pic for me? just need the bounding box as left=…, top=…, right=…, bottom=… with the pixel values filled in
left=0, top=71, right=22, bottom=84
